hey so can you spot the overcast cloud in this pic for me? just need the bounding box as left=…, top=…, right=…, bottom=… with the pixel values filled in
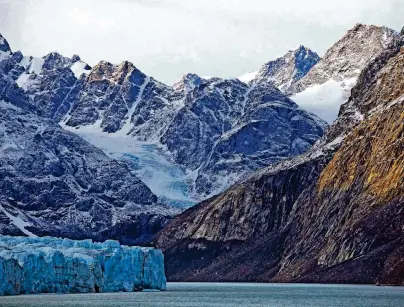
left=0, top=0, right=403, bottom=84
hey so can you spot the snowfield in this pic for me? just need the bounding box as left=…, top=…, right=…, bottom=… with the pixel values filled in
left=291, top=78, right=357, bottom=123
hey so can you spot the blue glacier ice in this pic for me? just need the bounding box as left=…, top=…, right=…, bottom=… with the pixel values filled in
left=0, top=236, right=166, bottom=295
left=67, top=130, right=198, bottom=208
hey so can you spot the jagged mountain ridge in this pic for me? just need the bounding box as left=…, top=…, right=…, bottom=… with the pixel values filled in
left=239, top=24, right=401, bottom=124
left=289, top=24, right=399, bottom=94
left=240, top=45, right=320, bottom=93
left=155, top=31, right=404, bottom=285
left=287, top=24, right=401, bottom=123
left=0, top=33, right=11, bottom=58
left=0, top=70, right=177, bottom=244
left=0, top=34, right=327, bottom=201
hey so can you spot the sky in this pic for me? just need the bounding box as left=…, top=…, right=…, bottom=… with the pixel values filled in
left=0, top=0, right=403, bottom=85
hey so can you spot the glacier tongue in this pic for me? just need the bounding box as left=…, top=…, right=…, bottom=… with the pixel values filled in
left=0, top=236, right=166, bottom=295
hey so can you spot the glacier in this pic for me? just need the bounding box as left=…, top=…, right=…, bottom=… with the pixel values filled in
left=62, top=126, right=197, bottom=208
left=0, top=236, right=166, bottom=295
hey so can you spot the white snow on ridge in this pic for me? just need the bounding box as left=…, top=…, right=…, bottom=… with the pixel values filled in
left=70, top=61, right=91, bottom=79
left=0, top=205, right=37, bottom=237
left=381, top=27, right=395, bottom=49
left=16, top=73, right=31, bottom=88
left=16, top=57, right=45, bottom=89
left=291, top=78, right=357, bottom=124
left=119, top=76, right=150, bottom=135
left=27, top=57, right=44, bottom=74
left=0, top=50, right=10, bottom=60
left=238, top=70, right=259, bottom=83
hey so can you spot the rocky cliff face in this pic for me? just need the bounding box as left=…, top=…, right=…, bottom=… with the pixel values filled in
left=187, top=80, right=326, bottom=197
left=73, top=70, right=326, bottom=199
left=156, top=39, right=404, bottom=285
left=244, top=45, right=320, bottom=93
left=289, top=24, right=399, bottom=94
left=0, top=33, right=11, bottom=58
left=0, top=71, right=176, bottom=245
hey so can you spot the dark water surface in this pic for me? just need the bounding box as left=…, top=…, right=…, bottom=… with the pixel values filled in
left=0, top=282, right=403, bottom=307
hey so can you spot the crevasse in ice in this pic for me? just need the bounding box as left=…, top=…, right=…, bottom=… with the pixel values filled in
left=0, top=236, right=166, bottom=295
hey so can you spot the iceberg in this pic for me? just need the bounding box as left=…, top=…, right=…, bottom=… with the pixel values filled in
left=0, top=236, right=166, bottom=295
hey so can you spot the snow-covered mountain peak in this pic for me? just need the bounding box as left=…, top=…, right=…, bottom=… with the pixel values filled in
left=243, top=45, right=320, bottom=93
left=0, top=33, right=11, bottom=53
left=289, top=24, right=403, bottom=123
left=0, top=32, right=328, bottom=202
left=87, top=60, right=143, bottom=85
left=173, top=73, right=202, bottom=92
left=290, top=24, right=400, bottom=94
left=0, top=33, right=12, bottom=60
left=42, top=52, right=72, bottom=70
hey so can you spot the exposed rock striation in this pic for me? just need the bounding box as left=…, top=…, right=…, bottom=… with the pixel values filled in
left=246, top=45, right=320, bottom=92
left=0, top=236, right=166, bottom=295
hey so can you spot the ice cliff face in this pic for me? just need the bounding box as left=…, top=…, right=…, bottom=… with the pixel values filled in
left=0, top=236, right=166, bottom=295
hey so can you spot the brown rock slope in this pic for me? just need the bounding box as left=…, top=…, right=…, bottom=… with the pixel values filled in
left=156, top=42, right=404, bottom=285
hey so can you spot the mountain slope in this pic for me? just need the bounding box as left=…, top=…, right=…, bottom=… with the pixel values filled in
left=290, top=24, right=399, bottom=94
left=155, top=37, right=404, bottom=285
left=0, top=70, right=176, bottom=245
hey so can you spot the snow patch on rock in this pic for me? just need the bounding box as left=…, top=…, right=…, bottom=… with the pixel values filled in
left=238, top=70, right=259, bottom=83
left=291, top=78, right=357, bottom=124
left=70, top=61, right=91, bottom=79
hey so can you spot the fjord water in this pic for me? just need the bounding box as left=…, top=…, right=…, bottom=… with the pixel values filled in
left=1, top=283, right=403, bottom=307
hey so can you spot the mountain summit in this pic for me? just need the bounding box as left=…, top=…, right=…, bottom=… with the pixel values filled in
left=242, top=45, right=320, bottom=93
left=0, top=33, right=11, bottom=56
left=290, top=24, right=400, bottom=94
left=289, top=23, right=402, bottom=123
